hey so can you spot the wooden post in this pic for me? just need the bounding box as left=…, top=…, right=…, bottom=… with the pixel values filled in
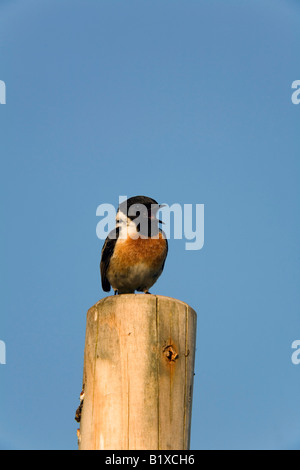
left=77, top=294, right=197, bottom=450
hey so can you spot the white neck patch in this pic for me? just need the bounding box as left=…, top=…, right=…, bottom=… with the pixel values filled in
left=116, top=210, right=139, bottom=239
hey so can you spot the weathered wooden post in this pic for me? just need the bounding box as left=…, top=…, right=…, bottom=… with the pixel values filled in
left=77, top=294, right=197, bottom=450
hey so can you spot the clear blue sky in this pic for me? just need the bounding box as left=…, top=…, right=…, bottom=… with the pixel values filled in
left=0, top=0, right=299, bottom=450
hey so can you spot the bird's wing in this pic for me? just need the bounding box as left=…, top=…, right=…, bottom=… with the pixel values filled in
left=100, top=228, right=119, bottom=292
left=160, top=229, right=168, bottom=272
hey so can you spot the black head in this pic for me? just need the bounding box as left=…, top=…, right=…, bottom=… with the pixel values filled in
left=118, top=196, right=160, bottom=219
left=118, top=195, right=163, bottom=236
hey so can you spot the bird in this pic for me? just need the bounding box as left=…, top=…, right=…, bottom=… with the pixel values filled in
left=100, top=196, right=168, bottom=295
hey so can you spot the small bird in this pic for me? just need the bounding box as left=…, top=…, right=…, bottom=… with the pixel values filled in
left=100, top=196, right=168, bottom=295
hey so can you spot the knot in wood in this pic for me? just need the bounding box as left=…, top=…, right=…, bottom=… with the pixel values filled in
left=163, top=345, right=179, bottom=362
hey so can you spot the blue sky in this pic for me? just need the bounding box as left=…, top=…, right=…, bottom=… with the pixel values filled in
left=0, top=0, right=299, bottom=450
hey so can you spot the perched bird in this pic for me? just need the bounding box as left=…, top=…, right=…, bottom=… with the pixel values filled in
left=100, top=196, right=168, bottom=295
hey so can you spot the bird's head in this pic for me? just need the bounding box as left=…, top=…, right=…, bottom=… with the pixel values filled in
left=116, top=196, right=164, bottom=238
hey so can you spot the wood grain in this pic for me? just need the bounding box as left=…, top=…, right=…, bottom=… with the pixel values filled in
left=78, top=295, right=197, bottom=450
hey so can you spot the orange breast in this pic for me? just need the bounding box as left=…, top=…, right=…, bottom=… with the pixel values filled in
left=112, top=233, right=167, bottom=271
